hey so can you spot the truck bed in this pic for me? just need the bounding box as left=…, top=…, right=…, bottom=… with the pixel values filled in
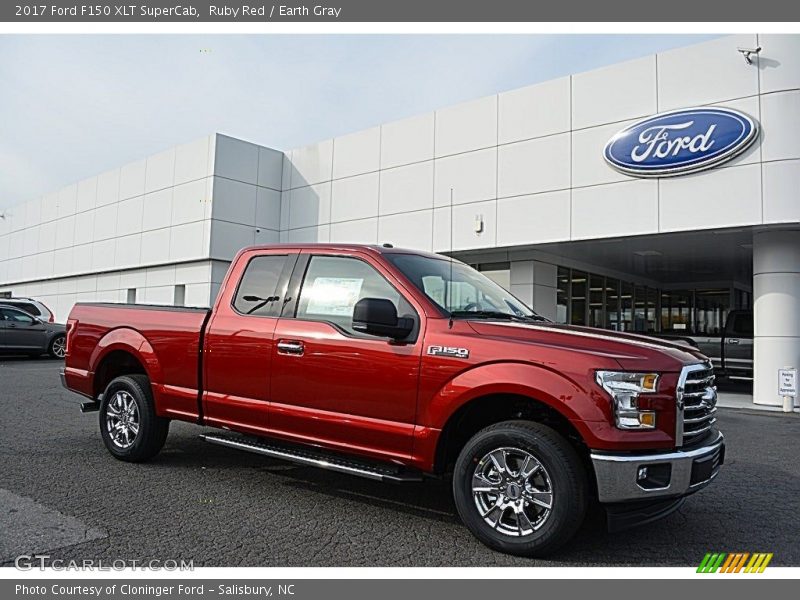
left=64, top=303, right=211, bottom=420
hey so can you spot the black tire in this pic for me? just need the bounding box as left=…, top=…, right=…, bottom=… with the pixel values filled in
left=99, top=374, right=169, bottom=462
left=48, top=334, right=66, bottom=359
left=452, top=420, right=587, bottom=557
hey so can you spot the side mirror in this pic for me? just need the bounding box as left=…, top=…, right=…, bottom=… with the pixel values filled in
left=352, top=298, right=414, bottom=340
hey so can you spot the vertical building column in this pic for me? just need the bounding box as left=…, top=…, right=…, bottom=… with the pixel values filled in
left=532, top=261, right=558, bottom=321
left=510, top=260, right=558, bottom=320
left=753, top=229, right=800, bottom=407
left=510, top=260, right=535, bottom=310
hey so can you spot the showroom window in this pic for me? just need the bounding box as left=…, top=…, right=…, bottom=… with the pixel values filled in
left=174, top=284, right=186, bottom=307
left=694, top=288, right=730, bottom=335
left=570, top=271, right=587, bottom=326
left=605, top=278, right=621, bottom=330
left=556, top=267, right=569, bottom=324
left=588, top=274, right=605, bottom=329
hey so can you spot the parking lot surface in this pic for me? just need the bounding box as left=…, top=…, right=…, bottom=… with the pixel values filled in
left=1, top=357, right=799, bottom=567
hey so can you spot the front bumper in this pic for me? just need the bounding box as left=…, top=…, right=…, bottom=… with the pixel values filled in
left=590, top=431, right=724, bottom=503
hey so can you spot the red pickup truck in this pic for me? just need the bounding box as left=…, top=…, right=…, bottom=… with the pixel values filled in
left=61, top=244, right=723, bottom=557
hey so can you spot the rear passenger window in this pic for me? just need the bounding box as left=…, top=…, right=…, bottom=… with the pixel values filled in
left=14, top=303, right=39, bottom=316
left=232, top=255, right=288, bottom=316
left=731, top=313, right=753, bottom=337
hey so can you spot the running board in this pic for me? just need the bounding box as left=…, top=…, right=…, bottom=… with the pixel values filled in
left=727, top=375, right=753, bottom=381
left=200, top=433, right=423, bottom=483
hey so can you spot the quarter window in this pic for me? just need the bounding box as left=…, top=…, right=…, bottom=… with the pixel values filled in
left=296, top=256, right=414, bottom=336
left=232, top=255, right=288, bottom=316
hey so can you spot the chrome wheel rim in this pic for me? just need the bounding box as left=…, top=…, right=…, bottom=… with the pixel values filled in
left=472, top=447, right=553, bottom=537
left=52, top=336, right=66, bottom=358
left=106, top=391, right=140, bottom=449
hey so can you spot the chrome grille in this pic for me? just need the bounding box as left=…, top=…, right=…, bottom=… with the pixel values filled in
left=677, top=362, right=717, bottom=446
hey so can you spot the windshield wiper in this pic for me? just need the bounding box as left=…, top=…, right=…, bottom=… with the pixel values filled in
left=449, top=310, right=546, bottom=322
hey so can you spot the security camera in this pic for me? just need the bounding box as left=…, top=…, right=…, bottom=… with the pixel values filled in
left=737, top=46, right=761, bottom=65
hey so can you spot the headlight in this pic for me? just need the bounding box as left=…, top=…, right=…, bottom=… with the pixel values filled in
left=595, top=371, right=660, bottom=430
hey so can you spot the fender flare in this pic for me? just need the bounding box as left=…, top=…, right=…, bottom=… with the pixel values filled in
left=89, top=327, right=162, bottom=388
left=425, top=361, right=604, bottom=430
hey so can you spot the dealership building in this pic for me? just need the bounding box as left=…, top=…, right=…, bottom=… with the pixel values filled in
left=1, top=34, right=799, bottom=408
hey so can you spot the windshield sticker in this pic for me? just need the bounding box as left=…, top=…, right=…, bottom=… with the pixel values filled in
left=305, top=277, right=364, bottom=317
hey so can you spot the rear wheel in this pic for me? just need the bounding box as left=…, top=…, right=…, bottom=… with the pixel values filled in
left=452, top=420, right=587, bottom=557
left=48, top=334, right=66, bottom=359
left=99, top=374, right=169, bottom=462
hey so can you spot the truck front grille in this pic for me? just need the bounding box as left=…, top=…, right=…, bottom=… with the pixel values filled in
left=678, top=362, right=717, bottom=446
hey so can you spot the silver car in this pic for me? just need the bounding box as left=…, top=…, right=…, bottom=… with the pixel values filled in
left=0, top=297, right=56, bottom=323
left=0, top=305, right=66, bottom=358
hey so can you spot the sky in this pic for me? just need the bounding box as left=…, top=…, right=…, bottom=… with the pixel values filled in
left=0, top=34, right=720, bottom=210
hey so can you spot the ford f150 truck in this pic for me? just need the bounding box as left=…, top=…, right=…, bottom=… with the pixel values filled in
left=654, top=310, right=753, bottom=380
left=61, top=244, right=724, bottom=557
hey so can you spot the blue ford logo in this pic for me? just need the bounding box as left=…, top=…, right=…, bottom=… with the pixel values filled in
left=604, top=107, right=758, bottom=177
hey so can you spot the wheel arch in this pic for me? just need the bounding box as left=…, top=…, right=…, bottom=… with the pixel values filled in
left=433, top=392, right=591, bottom=474
left=90, top=328, right=159, bottom=399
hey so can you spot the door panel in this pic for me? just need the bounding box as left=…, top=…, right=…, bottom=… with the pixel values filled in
left=269, top=252, right=424, bottom=460
left=0, top=308, right=46, bottom=350
left=202, top=252, right=296, bottom=435
left=270, top=319, right=421, bottom=459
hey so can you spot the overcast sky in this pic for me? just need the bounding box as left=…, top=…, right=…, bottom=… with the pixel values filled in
left=0, top=34, right=719, bottom=210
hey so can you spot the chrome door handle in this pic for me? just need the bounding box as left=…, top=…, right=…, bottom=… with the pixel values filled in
left=727, top=338, right=740, bottom=345
left=277, top=340, right=304, bottom=356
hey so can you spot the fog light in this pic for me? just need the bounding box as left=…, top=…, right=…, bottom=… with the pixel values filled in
left=636, top=463, right=672, bottom=490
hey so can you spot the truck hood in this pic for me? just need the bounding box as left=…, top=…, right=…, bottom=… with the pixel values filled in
left=465, top=319, right=707, bottom=372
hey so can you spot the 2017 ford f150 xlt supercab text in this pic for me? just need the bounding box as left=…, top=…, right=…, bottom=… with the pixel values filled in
left=61, top=244, right=724, bottom=557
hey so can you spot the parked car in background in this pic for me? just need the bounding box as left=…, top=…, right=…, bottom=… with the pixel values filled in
left=652, top=310, right=753, bottom=380
left=0, top=305, right=66, bottom=358
left=0, top=297, right=56, bottom=323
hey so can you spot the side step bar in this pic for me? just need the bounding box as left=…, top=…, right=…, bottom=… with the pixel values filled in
left=201, top=433, right=424, bottom=483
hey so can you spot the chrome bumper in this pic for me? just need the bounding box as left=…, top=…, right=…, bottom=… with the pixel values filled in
left=591, top=432, right=724, bottom=504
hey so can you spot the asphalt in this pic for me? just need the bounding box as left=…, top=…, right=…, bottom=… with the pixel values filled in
left=1, top=356, right=798, bottom=567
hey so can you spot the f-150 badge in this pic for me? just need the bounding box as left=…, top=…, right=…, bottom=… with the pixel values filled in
left=427, top=345, right=470, bottom=359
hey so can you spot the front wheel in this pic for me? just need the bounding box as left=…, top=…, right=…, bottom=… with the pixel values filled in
left=452, top=421, right=588, bottom=557
left=99, top=374, right=169, bottom=462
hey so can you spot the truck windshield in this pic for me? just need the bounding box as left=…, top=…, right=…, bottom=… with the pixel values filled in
left=387, top=253, right=545, bottom=321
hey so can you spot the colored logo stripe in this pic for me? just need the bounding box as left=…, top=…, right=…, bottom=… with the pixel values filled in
left=698, top=552, right=773, bottom=573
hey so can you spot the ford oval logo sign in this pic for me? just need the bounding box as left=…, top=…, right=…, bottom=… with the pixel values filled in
left=604, top=107, right=758, bottom=177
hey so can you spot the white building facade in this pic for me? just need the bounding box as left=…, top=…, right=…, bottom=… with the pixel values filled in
left=2, top=34, right=799, bottom=407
